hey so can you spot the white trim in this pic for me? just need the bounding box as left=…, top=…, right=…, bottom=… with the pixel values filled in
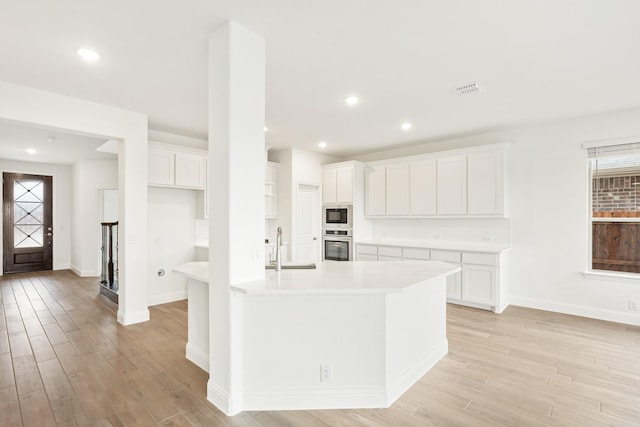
left=117, top=308, right=150, bottom=325
left=510, top=297, right=640, bottom=327
left=386, top=339, right=448, bottom=405
left=243, top=386, right=388, bottom=411
left=69, top=265, right=98, bottom=277
left=207, top=380, right=242, bottom=416
left=582, top=270, right=640, bottom=284
left=592, top=217, right=640, bottom=223
left=582, top=135, right=640, bottom=150
left=185, top=342, right=209, bottom=372
left=147, top=290, right=187, bottom=306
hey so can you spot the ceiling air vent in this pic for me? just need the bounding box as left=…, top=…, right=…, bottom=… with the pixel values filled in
left=456, top=83, right=482, bottom=96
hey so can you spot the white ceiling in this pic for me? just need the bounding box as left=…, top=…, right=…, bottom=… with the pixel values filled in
left=1, top=1, right=640, bottom=158
left=0, top=120, right=114, bottom=164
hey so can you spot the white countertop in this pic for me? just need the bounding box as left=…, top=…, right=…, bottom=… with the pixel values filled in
left=355, top=238, right=511, bottom=253
left=173, top=260, right=459, bottom=295
left=233, top=260, right=459, bottom=295
left=173, top=261, right=209, bottom=282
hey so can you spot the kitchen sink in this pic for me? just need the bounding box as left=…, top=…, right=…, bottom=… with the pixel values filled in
left=265, top=263, right=317, bottom=270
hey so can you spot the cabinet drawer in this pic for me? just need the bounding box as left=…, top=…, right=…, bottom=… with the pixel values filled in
left=378, top=246, right=402, bottom=257
left=357, top=254, right=378, bottom=261
left=462, top=252, right=498, bottom=266
left=430, top=250, right=461, bottom=263
left=356, top=244, right=378, bottom=255
left=403, top=247, right=429, bottom=260
left=378, top=255, right=402, bottom=261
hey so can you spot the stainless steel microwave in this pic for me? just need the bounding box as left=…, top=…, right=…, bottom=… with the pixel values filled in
left=323, top=205, right=352, bottom=228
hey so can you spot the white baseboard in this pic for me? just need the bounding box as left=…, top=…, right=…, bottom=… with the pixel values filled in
left=510, top=296, right=640, bottom=327
left=69, top=265, right=98, bottom=277
left=185, top=342, right=209, bottom=373
left=148, top=290, right=187, bottom=306
left=117, top=308, right=150, bottom=325
left=207, top=380, right=243, bottom=416
left=243, top=385, right=388, bottom=411
left=386, top=339, right=448, bottom=405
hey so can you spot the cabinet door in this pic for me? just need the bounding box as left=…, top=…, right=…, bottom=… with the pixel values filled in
left=385, top=163, right=410, bottom=216
left=437, top=155, right=467, bottom=215
left=265, top=162, right=277, bottom=218
left=365, top=165, right=386, bottom=216
left=148, top=148, right=175, bottom=186
left=175, top=153, right=205, bottom=189
left=336, top=167, right=353, bottom=203
left=322, top=169, right=337, bottom=204
left=446, top=270, right=462, bottom=301
left=462, top=264, right=496, bottom=306
left=409, top=159, right=437, bottom=216
left=467, top=151, right=504, bottom=216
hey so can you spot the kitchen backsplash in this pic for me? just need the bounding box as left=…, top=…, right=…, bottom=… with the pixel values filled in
left=371, top=218, right=511, bottom=245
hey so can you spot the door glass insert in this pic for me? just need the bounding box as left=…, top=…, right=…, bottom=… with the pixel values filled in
left=13, top=179, right=44, bottom=248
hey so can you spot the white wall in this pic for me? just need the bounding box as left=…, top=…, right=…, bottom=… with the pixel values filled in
left=0, top=80, right=149, bottom=326
left=268, top=148, right=339, bottom=262
left=71, top=159, right=118, bottom=276
left=0, top=160, right=72, bottom=273
left=351, top=106, right=640, bottom=326
left=147, top=187, right=197, bottom=305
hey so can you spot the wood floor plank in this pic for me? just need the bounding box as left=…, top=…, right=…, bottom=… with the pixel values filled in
left=20, top=388, right=57, bottom=427
left=9, top=330, right=32, bottom=359
left=29, top=334, right=57, bottom=363
left=0, top=352, right=16, bottom=389
left=38, top=358, right=74, bottom=402
left=0, top=386, right=23, bottom=427
left=13, top=355, right=44, bottom=396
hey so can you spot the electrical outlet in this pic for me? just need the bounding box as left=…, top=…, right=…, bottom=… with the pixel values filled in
left=629, top=300, right=639, bottom=312
left=320, top=364, right=331, bottom=383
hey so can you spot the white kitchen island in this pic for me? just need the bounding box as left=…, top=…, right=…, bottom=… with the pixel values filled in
left=174, top=260, right=459, bottom=412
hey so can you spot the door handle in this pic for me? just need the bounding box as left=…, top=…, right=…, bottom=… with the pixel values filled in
left=313, top=237, right=317, bottom=240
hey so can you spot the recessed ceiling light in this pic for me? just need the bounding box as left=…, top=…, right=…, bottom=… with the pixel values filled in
left=456, top=83, right=482, bottom=96
left=344, top=96, right=359, bottom=106
left=401, top=122, right=412, bottom=131
left=318, top=141, right=327, bottom=149
left=264, top=126, right=269, bottom=132
left=46, top=135, right=56, bottom=143
left=77, top=48, right=100, bottom=62
left=26, top=148, right=37, bottom=155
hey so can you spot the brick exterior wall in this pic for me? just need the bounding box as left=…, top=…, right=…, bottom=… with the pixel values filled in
left=592, top=175, right=640, bottom=216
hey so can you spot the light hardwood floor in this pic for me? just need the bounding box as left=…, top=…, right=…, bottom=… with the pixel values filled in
left=1, top=270, right=639, bottom=426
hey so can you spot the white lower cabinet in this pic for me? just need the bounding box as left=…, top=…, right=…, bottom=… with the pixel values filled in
left=462, top=264, right=496, bottom=307
left=354, top=243, right=506, bottom=312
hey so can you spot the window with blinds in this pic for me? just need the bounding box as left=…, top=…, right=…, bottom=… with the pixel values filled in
left=586, top=140, right=640, bottom=273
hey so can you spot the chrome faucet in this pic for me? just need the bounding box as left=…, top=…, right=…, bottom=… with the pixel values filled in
left=275, top=226, right=282, bottom=271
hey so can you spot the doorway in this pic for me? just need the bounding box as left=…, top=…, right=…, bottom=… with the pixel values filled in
left=295, top=183, right=320, bottom=264
left=2, top=172, right=53, bottom=273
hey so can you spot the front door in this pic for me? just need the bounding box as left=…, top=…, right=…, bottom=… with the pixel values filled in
left=3, top=173, right=53, bottom=274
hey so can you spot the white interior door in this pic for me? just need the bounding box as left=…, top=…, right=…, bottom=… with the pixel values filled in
left=296, top=184, right=319, bottom=264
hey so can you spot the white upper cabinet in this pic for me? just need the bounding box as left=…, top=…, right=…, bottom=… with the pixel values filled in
left=175, top=153, right=206, bottom=188
left=409, top=159, right=437, bottom=216
left=385, top=163, right=410, bottom=216
left=365, top=165, right=386, bottom=216
left=360, top=143, right=507, bottom=218
left=148, top=142, right=206, bottom=190
left=467, top=151, right=504, bottom=216
left=436, top=155, right=467, bottom=215
left=336, top=167, right=353, bottom=203
left=148, top=148, right=175, bottom=186
left=323, top=165, right=353, bottom=204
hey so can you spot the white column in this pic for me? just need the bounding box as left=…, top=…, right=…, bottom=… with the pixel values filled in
left=207, top=22, right=265, bottom=415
